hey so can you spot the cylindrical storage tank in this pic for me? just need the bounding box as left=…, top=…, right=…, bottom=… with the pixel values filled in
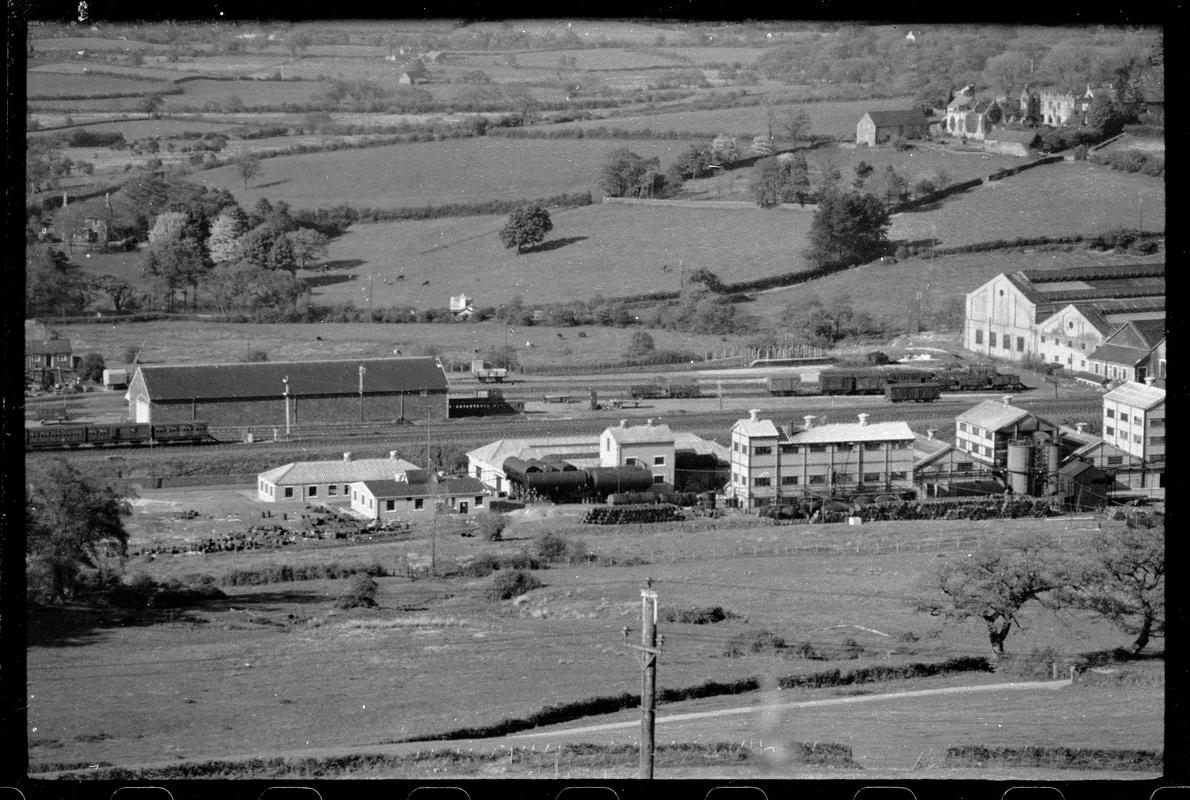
left=523, top=459, right=551, bottom=473
left=525, top=470, right=587, bottom=493
left=1007, top=440, right=1035, bottom=495
left=1046, top=439, right=1060, bottom=496
left=501, top=457, right=531, bottom=484
left=587, top=466, right=654, bottom=494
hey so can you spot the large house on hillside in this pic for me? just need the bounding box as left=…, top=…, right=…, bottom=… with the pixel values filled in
left=963, top=264, right=1165, bottom=364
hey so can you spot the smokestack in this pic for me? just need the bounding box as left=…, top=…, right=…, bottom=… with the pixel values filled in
left=857, top=413, right=869, bottom=427
left=803, top=415, right=816, bottom=429
left=1075, top=422, right=1087, bottom=434
left=927, top=428, right=937, bottom=439
left=343, top=452, right=352, bottom=462
left=749, top=409, right=760, bottom=422
left=619, top=419, right=627, bottom=428
left=1144, top=376, right=1156, bottom=387
left=1002, top=395, right=1014, bottom=405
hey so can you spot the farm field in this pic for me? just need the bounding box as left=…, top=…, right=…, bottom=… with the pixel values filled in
left=28, top=62, right=204, bottom=81
left=29, top=117, right=246, bottom=138
left=169, top=78, right=332, bottom=107
left=193, top=136, right=704, bottom=207
left=504, top=47, right=686, bottom=70
left=56, top=319, right=740, bottom=371
left=888, top=161, right=1166, bottom=247
left=547, top=96, right=919, bottom=139
left=29, top=35, right=172, bottom=51
left=27, top=71, right=171, bottom=98
left=310, top=202, right=814, bottom=308
left=742, top=248, right=1167, bottom=330
left=26, top=515, right=1155, bottom=772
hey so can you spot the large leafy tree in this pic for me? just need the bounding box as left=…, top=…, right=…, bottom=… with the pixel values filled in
left=917, top=533, right=1065, bottom=660
left=672, top=144, right=713, bottom=180
left=284, top=227, right=330, bottom=270
left=1086, top=94, right=1132, bottom=137
left=599, top=148, right=661, bottom=198
left=804, top=189, right=891, bottom=267
left=1059, top=524, right=1164, bottom=654
left=499, top=203, right=553, bottom=254
left=206, top=206, right=250, bottom=264
left=26, top=244, right=87, bottom=316
left=26, top=459, right=132, bottom=603
left=233, top=153, right=263, bottom=188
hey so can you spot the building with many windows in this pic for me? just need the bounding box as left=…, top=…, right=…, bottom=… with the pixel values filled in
left=256, top=452, right=422, bottom=502
left=728, top=410, right=915, bottom=509
left=953, top=398, right=1059, bottom=469
left=600, top=419, right=675, bottom=486
left=349, top=473, right=489, bottom=520
left=1101, top=379, right=1165, bottom=466
left=1087, top=320, right=1166, bottom=385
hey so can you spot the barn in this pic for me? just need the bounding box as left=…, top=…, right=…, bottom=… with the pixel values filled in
left=126, top=357, right=449, bottom=427
left=855, top=109, right=929, bottom=147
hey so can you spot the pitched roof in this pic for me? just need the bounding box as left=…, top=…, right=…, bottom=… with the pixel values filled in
left=956, top=400, right=1032, bottom=432
left=913, top=433, right=957, bottom=469
left=1019, top=263, right=1165, bottom=284
left=259, top=456, right=422, bottom=486
left=1103, top=381, right=1165, bottom=410
left=1087, top=344, right=1151, bottom=367
left=732, top=418, right=780, bottom=438
left=135, top=357, right=448, bottom=401
left=26, top=339, right=72, bottom=355
left=467, top=436, right=601, bottom=470
left=605, top=423, right=674, bottom=444
left=986, top=128, right=1037, bottom=145
left=357, top=475, right=486, bottom=498
left=1115, top=319, right=1166, bottom=349
left=864, top=109, right=928, bottom=127
left=786, top=421, right=914, bottom=444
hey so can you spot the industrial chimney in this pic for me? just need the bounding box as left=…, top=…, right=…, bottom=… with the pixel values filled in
left=857, top=413, right=869, bottom=427
left=803, top=415, right=816, bottom=429
left=749, top=409, right=760, bottom=422
left=389, top=450, right=399, bottom=460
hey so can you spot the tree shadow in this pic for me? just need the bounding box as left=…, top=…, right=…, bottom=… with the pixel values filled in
left=303, top=273, right=358, bottom=289
left=318, top=259, right=366, bottom=272
left=520, top=236, right=588, bottom=255
left=888, top=237, right=942, bottom=249
left=252, top=179, right=290, bottom=190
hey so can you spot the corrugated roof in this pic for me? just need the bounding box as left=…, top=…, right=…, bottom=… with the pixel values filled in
left=732, top=418, right=780, bottom=438
left=26, top=339, right=72, bottom=355
left=358, top=476, right=486, bottom=498
left=136, top=357, right=448, bottom=401
left=1103, top=381, right=1165, bottom=410
left=864, top=109, right=928, bottom=127
left=605, top=423, right=675, bottom=444
left=1087, top=344, right=1150, bottom=367
left=1071, top=370, right=1110, bottom=386
left=672, top=432, right=730, bottom=462
left=259, top=456, right=422, bottom=486
left=786, top=421, right=914, bottom=444
left=1020, top=263, right=1165, bottom=284
left=956, top=400, right=1031, bottom=431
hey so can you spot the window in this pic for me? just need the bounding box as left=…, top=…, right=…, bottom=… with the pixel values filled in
left=1068, top=321, right=1073, bottom=329
left=863, top=472, right=881, bottom=482
left=780, top=444, right=799, bottom=454
left=328, top=484, right=338, bottom=496
left=385, top=500, right=395, bottom=511
left=732, top=442, right=738, bottom=452
left=1054, top=355, right=1060, bottom=362
left=958, top=422, right=967, bottom=433
left=343, top=485, right=349, bottom=496
left=653, top=475, right=666, bottom=484
left=890, top=471, right=907, bottom=481
left=989, top=332, right=997, bottom=348
left=625, top=457, right=638, bottom=466
left=754, top=477, right=771, bottom=487
left=809, top=475, right=826, bottom=485
left=835, top=473, right=852, bottom=484
left=475, top=496, right=484, bottom=506
left=969, top=425, right=981, bottom=437
left=1080, top=343, right=1085, bottom=350
left=1105, top=426, right=1114, bottom=436
left=975, top=329, right=984, bottom=344
left=1066, top=340, right=1073, bottom=348
left=1017, top=337, right=1024, bottom=352
left=981, top=445, right=992, bottom=457
left=1107, top=456, right=1123, bottom=465
left=1080, top=360, right=1085, bottom=368
left=781, top=475, right=799, bottom=485
left=414, top=498, right=424, bottom=509
left=1003, top=336, right=1011, bottom=350
left=308, top=486, right=318, bottom=498
left=653, top=455, right=666, bottom=465
left=1149, top=436, right=1165, bottom=445
left=1149, top=454, right=1165, bottom=464
left=809, top=445, right=828, bottom=453
left=957, top=461, right=974, bottom=472
left=754, top=446, right=772, bottom=456
left=1040, top=335, right=1046, bottom=343
left=1149, top=418, right=1164, bottom=428
left=1133, top=434, right=1142, bottom=444
left=284, top=487, right=294, bottom=498
left=864, top=442, right=883, bottom=451
left=259, top=481, right=265, bottom=492
left=1119, top=413, right=1129, bottom=424
left=1105, top=409, right=1114, bottom=418
left=1094, top=364, right=1100, bottom=374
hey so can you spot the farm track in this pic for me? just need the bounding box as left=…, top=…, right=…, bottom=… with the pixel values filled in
left=29, top=397, right=1102, bottom=469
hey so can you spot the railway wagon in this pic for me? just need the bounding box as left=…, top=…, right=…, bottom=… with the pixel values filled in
left=766, top=376, right=803, bottom=396
left=819, top=370, right=887, bottom=395
left=628, top=384, right=667, bottom=400
left=884, top=381, right=942, bottom=403
left=25, top=421, right=210, bottom=450
left=666, top=383, right=701, bottom=398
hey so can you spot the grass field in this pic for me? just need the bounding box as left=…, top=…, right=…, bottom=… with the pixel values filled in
left=547, top=96, right=919, bottom=139
left=28, top=62, right=203, bottom=80
left=307, top=202, right=814, bottom=308
left=27, top=71, right=171, bottom=98
left=169, top=78, right=331, bottom=107
left=888, top=161, right=1166, bottom=247
left=742, top=248, right=1166, bottom=330
left=56, top=319, right=739, bottom=371
left=30, top=35, right=172, bottom=51
left=30, top=118, right=246, bottom=138
left=26, top=513, right=1157, bottom=771
left=507, top=47, right=686, bottom=70
left=193, top=135, right=703, bottom=207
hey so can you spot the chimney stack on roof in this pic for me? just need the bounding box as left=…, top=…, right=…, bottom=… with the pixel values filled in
left=619, top=419, right=627, bottom=428
left=1002, top=395, right=1014, bottom=405
left=1075, top=422, right=1087, bottom=434
left=803, top=415, right=816, bottom=429
left=857, top=413, right=869, bottom=427
left=927, top=428, right=937, bottom=439
left=343, top=452, right=352, bottom=462
left=749, top=409, right=760, bottom=422
left=1144, top=376, right=1156, bottom=387
left=646, top=418, right=654, bottom=426
left=389, top=450, right=398, bottom=460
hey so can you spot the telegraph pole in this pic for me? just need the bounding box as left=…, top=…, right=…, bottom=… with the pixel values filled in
left=282, top=376, right=290, bottom=437
left=622, top=580, right=660, bottom=779
left=358, top=364, right=366, bottom=422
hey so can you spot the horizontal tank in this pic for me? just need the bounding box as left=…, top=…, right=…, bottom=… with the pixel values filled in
left=587, top=466, right=655, bottom=493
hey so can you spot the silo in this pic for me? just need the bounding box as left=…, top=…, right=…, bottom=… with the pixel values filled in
left=1045, top=437, right=1060, bottom=496
left=1006, top=440, right=1035, bottom=495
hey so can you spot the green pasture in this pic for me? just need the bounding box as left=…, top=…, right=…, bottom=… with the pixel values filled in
left=27, top=71, right=172, bottom=98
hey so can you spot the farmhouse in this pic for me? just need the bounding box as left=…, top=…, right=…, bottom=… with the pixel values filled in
left=1087, top=319, right=1166, bottom=384
left=728, top=410, right=915, bottom=509
left=954, top=398, right=1058, bottom=470
left=349, top=473, right=489, bottom=519
left=25, top=338, right=74, bottom=375
left=257, top=451, right=422, bottom=503
left=126, top=357, right=449, bottom=427
left=855, top=109, right=930, bottom=147
left=963, top=263, right=1165, bottom=363
left=943, top=86, right=1006, bottom=140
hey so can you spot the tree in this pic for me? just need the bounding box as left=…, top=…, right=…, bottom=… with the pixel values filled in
left=26, top=458, right=132, bottom=603
left=709, top=134, right=742, bottom=164
left=147, top=210, right=190, bottom=248
left=917, top=533, right=1064, bottom=660
left=91, top=274, right=137, bottom=313
left=625, top=330, right=655, bottom=357
left=233, top=153, right=262, bottom=189
left=778, top=108, right=811, bottom=146
left=1059, top=525, right=1164, bottom=654
left=206, top=206, right=249, bottom=264
left=284, top=228, right=330, bottom=270
left=475, top=511, right=509, bottom=542
left=139, top=93, right=166, bottom=116
left=983, top=50, right=1032, bottom=95
left=749, top=156, right=798, bottom=208
left=804, top=189, right=891, bottom=267
left=144, top=237, right=205, bottom=311
left=335, top=574, right=378, bottom=609
left=1086, top=94, right=1130, bottom=137
left=874, top=165, right=909, bottom=204
left=853, top=160, right=874, bottom=190
left=599, top=148, right=661, bottom=198
left=76, top=352, right=106, bottom=382
left=267, top=232, right=297, bottom=276
left=750, top=134, right=775, bottom=156
left=499, top=203, right=553, bottom=254
left=1039, top=40, right=1090, bottom=89
left=672, top=144, right=713, bottom=180
left=26, top=245, right=87, bottom=316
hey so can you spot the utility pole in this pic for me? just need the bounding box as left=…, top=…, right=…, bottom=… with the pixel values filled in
left=282, top=376, right=290, bottom=437
left=623, top=580, right=660, bottom=779
left=358, top=364, right=366, bottom=422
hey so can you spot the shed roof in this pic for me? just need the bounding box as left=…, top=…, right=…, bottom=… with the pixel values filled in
left=1087, top=344, right=1151, bottom=367
left=357, top=475, right=486, bottom=499
left=605, top=423, right=675, bottom=444
left=134, top=357, right=447, bottom=401
left=1103, top=381, right=1165, bottom=410
left=26, top=339, right=72, bottom=355
left=956, top=400, right=1032, bottom=432
left=864, top=109, right=928, bottom=127
left=786, top=421, right=914, bottom=444
left=732, top=418, right=780, bottom=438
left=259, top=456, right=422, bottom=486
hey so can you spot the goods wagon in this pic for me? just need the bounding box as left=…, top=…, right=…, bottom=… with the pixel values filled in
left=785, top=364, right=1029, bottom=399
left=884, top=382, right=942, bottom=403
left=629, top=382, right=702, bottom=399
left=766, top=376, right=804, bottom=396
left=25, top=421, right=210, bottom=450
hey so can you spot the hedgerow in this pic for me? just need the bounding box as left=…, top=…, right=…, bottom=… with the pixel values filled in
left=945, top=745, right=1161, bottom=771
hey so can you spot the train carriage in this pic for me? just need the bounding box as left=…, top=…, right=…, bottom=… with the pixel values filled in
left=884, top=381, right=943, bottom=403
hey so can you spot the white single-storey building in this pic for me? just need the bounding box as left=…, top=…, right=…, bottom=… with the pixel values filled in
left=257, top=452, right=422, bottom=502
left=349, top=474, right=490, bottom=520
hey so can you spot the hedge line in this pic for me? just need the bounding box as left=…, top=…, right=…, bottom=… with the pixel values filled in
left=945, top=745, right=1162, bottom=772
left=351, top=191, right=593, bottom=223
left=402, top=655, right=991, bottom=742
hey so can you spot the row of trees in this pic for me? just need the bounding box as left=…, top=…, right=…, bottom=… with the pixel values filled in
left=921, top=526, right=1164, bottom=660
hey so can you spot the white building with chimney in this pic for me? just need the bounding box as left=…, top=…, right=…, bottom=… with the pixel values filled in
left=257, top=451, right=421, bottom=502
